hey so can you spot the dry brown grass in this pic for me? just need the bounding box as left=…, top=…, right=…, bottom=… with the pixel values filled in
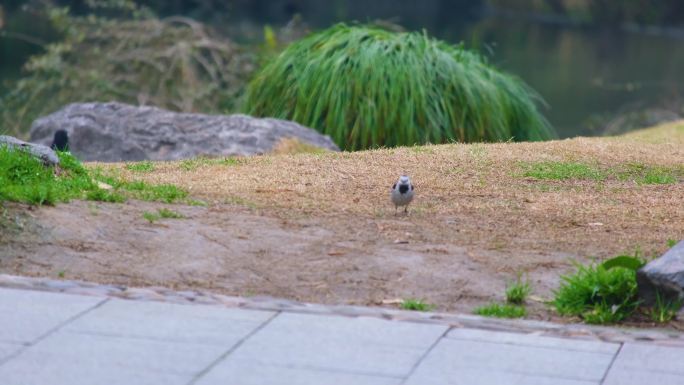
left=91, top=121, right=684, bottom=259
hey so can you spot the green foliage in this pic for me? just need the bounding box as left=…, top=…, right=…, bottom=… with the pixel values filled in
left=600, top=255, right=645, bottom=271
left=474, top=303, right=527, bottom=318
left=667, top=239, right=678, bottom=248
left=86, top=188, right=126, bottom=203
left=125, top=161, right=155, bottom=173
left=400, top=298, right=435, bottom=311
left=1, top=145, right=190, bottom=208
left=142, top=211, right=159, bottom=223
left=553, top=260, right=640, bottom=324
left=522, top=161, right=605, bottom=181
left=616, top=163, right=680, bottom=185
left=640, top=168, right=677, bottom=185
left=0, top=4, right=255, bottom=138
left=0, top=146, right=101, bottom=205
left=648, top=292, right=681, bottom=323
left=505, top=274, right=532, bottom=304
left=142, top=208, right=185, bottom=224
left=245, top=24, right=555, bottom=150
left=157, top=208, right=184, bottom=219
left=116, top=180, right=188, bottom=203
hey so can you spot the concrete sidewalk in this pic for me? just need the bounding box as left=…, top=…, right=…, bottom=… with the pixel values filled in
left=0, top=287, right=683, bottom=385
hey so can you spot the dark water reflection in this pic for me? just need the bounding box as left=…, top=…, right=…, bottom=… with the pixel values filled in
left=442, top=17, right=684, bottom=137
left=2, top=7, right=683, bottom=138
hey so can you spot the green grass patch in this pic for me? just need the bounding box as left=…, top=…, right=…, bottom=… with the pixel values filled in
left=400, top=298, right=435, bottom=312
left=615, top=163, right=680, bottom=185
left=506, top=275, right=532, bottom=305
left=0, top=146, right=107, bottom=205
left=180, top=156, right=243, bottom=171
left=474, top=303, right=527, bottom=318
left=143, top=208, right=185, bottom=223
left=142, top=211, right=160, bottom=224
left=245, top=24, right=554, bottom=150
left=640, top=168, right=677, bottom=184
left=85, top=189, right=126, bottom=203
left=521, top=161, right=605, bottom=181
left=553, top=260, right=641, bottom=324
left=1, top=147, right=190, bottom=207
left=125, top=161, right=155, bottom=173
left=111, top=180, right=188, bottom=203
left=648, top=292, right=681, bottom=323
left=157, top=208, right=184, bottom=219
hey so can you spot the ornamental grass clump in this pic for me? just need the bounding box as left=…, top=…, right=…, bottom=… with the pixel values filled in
left=245, top=24, right=555, bottom=150
left=553, top=261, right=640, bottom=324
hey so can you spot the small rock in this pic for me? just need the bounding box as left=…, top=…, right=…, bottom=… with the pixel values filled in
left=637, top=240, right=684, bottom=305
left=0, top=135, right=60, bottom=166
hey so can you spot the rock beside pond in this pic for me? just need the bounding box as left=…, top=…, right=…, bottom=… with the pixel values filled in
left=29, top=102, right=339, bottom=162
left=637, top=240, right=684, bottom=305
left=0, top=135, right=60, bottom=166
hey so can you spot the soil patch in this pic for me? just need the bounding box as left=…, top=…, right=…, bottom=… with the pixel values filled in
left=1, top=122, right=683, bottom=325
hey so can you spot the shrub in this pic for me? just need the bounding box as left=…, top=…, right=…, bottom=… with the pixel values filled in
left=0, top=5, right=255, bottom=138
left=245, top=24, right=555, bottom=150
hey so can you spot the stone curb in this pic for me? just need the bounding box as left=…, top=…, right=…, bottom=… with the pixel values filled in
left=2, top=274, right=682, bottom=347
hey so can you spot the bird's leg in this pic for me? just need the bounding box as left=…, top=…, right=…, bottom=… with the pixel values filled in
left=395, top=205, right=398, bottom=215
left=404, top=206, right=408, bottom=214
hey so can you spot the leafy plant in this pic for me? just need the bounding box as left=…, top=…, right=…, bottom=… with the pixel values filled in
left=400, top=298, right=435, bottom=311
left=506, top=274, right=532, bottom=304
left=553, top=259, right=641, bottom=324
left=600, top=255, right=645, bottom=271
left=474, top=303, right=527, bottom=318
left=245, top=23, right=555, bottom=150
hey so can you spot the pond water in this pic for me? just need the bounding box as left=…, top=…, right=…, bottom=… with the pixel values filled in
left=2, top=6, right=683, bottom=138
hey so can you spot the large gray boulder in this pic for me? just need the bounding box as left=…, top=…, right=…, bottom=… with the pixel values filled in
left=637, top=240, right=684, bottom=305
left=29, top=102, right=339, bottom=162
left=0, top=135, right=60, bottom=166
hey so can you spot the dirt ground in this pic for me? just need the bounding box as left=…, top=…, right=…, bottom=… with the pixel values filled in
left=1, top=121, right=683, bottom=324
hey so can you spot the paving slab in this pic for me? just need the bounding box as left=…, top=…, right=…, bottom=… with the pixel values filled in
left=0, top=342, right=23, bottom=361
left=63, top=298, right=275, bottom=346
left=446, top=328, right=619, bottom=354
left=0, top=330, right=225, bottom=385
left=1, top=281, right=684, bottom=385
left=404, top=334, right=614, bottom=385
left=218, top=312, right=448, bottom=378
left=195, top=360, right=402, bottom=385
left=0, top=287, right=103, bottom=344
left=603, top=343, right=684, bottom=385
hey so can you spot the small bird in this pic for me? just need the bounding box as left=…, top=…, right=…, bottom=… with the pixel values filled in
left=50, top=130, right=69, bottom=152
left=391, top=175, right=414, bottom=214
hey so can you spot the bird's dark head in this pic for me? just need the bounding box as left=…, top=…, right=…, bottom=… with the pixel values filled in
left=51, top=130, right=69, bottom=151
